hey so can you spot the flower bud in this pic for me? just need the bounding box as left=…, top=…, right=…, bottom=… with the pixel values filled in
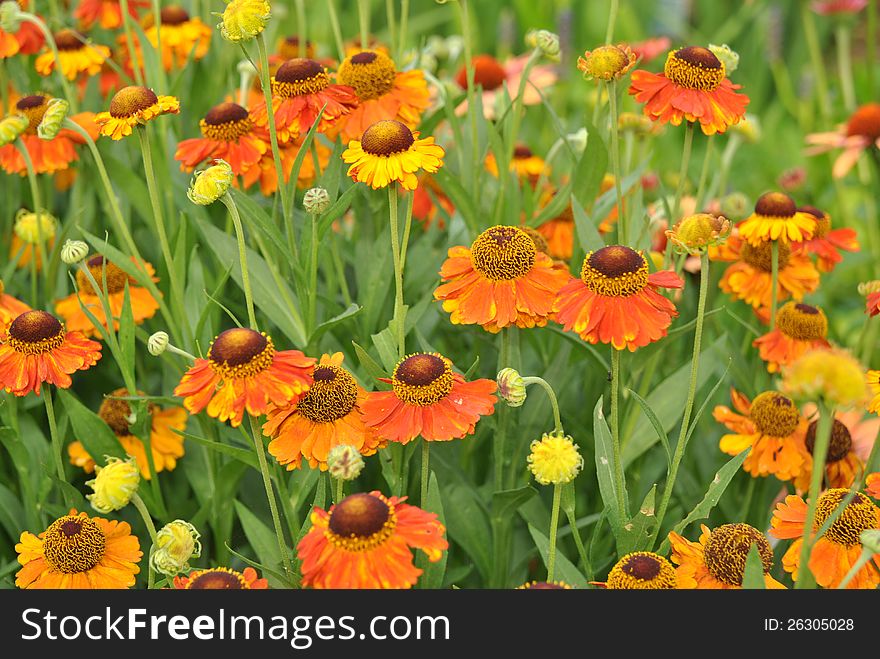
left=577, top=44, right=636, bottom=81
left=151, top=520, right=202, bottom=576
left=327, top=444, right=365, bottom=481
left=14, top=208, right=57, bottom=244
left=219, top=0, right=271, bottom=43
left=187, top=159, right=233, bottom=205
left=0, top=1, right=22, bottom=32
left=497, top=367, right=527, bottom=407
left=37, top=98, right=69, bottom=140
left=0, top=114, right=29, bottom=147
left=708, top=43, right=739, bottom=74
left=666, top=213, right=731, bottom=255
left=527, top=431, right=583, bottom=485
left=60, top=239, right=89, bottom=264
left=303, top=186, right=331, bottom=214
left=526, top=29, right=560, bottom=62
left=860, top=529, right=880, bottom=554
left=148, top=331, right=169, bottom=356
left=783, top=347, right=868, bottom=409
left=86, top=456, right=140, bottom=513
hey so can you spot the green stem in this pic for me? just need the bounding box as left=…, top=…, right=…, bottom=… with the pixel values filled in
left=385, top=0, right=397, bottom=61
left=253, top=35, right=292, bottom=229
left=495, top=328, right=511, bottom=492
left=220, top=194, right=257, bottom=331
left=307, top=211, right=319, bottom=335
left=801, top=3, right=832, bottom=123
left=521, top=376, right=563, bottom=434
left=330, top=231, right=352, bottom=306
left=456, top=0, right=480, bottom=200
left=136, top=126, right=192, bottom=347
left=18, top=12, right=78, bottom=112
left=770, top=241, right=779, bottom=331
left=326, top=0, right=345, bottom=62
left=398, top=0, right=410, bottom=64
left=150, top=0, right=163, bottom=84
left=131, top=493, right=158, bottom=589
left=671, top=123, right=695, bottom=223
left=563, top=507, right=590, bottom=578
left=420, top=440, right=430, bottom=507
left=117, top=0, right=145, bottom=87
left=609, top=348, right=627, bottom=525
left=607, top=79, right=625, bottom=243
left=796, top=400, right=834, bottom=589
left=546, top=484, right=562, bottom=581
left=604, top=0, right=619, bottom=43
left=295, top=0, right=307, bottom=57
left=651, top=253, right=709, bottom=547
left=43, top=388, right=71, bottom=506
left=15, top=140, right=48, bottom=302
left=693, top=137, right=715, bottom=211
left=248, top=414, right=294, bottom=583
left=835, top=24, right=856, bottom=113
left=334, top=477, right=344, bottom=505
left=388, top=187, right=406, bottom=358
left=712, top=134, right=741, bottom=200
left=868, top=0, right=877, bottom=97
left=358, top=0, right=370, bottom=50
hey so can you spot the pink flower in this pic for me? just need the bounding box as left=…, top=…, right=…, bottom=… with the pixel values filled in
left=629, top=36, right=671, bottom=63
left=454, top=54, right=557, bottom=119
left=811, top=0, right=868, bottom=15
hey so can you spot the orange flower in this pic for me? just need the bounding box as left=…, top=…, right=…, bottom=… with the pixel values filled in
left=554, top=245, right=683, bottom=351
left=68, top=387, right=186, bottom=479
left=337, top=50, right=430, bottom=142
left=361, top=352, right=497, bottom=444
left=275, top=35, right=316, bottom=61
left=175, top=102, right=267, bottom=178
left=869, top=289, right=880, bottom=317
left=244, top=135, right=329, bottom=195
left=0, top=310, right=101, bottom=396
left=771, top=489, right=880, bottom=589
left=793, top=404, right=877, bottom=493
left=628, top=46, right=748, bottom=135
left=713, top=388, right=808, bottom=480
left=0, top=1, right=43, bottom=58
left=74, top=0, right=149, bottom=29
left=411, top=174, right=453, bottom=229
left=753, top=302, right=830, bottom=373
left=434, top=225, right=570, bottom=332
left=35, top=29, right=110, bottom=81
left=173, top=327, right=314, bottom=427
left=55, top=255, right=160, bottom=338
left=94, top=85, right=179, bottom=141
left=173, top=566, right=267, bottom=589
left=629, top=36, right=672, bottom=63
left=252, top=58, right=358, bottom=143
left=536, top=176, right=620, bottom=260
left=793, top=205, right=859, bottom=272
left=16, top=510, right=141, bottom=589
left=297, top=491, right=447, bottom=589
left=668, top=523, right=785, bottom=589
left=454, top=53, right=557, bottom=120
left=738, top=192, right=814, bottom=246
left=868, top=473, right=880, bottom=498
left=263, top=352, right=384, bottom=471
left=139, top=6, right=212, bottom=71
left=485, top=144, right=547, bottom=186
left=0, top=94, right=98, bottom=176
left=0, top=283, right=29, bottom=333
left=712, top=233, right=819, bottom=323
left=806, top=103, right=880, bottom=178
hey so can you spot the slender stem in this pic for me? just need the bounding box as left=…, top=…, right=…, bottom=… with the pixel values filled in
left=712, top=134, right=741, bottom=200
left=334, top=477, right=344, bottom=505
left=248, top=414, right=294, bottom=583
left=652, top=253, right=709, bottom=547
left=43, top=389, right=70, bottom=505
left=521, top=377, right=563, bottom=434
left=609, top=348, right=627, bottom=525
left=254, top=35, right=292, bottom=228
left=494, top=328, right=511, bottom=492
left=835, top=24, right=856, bottom=113
left=295, top=0, right=307, bottom=57
left=868, top=0, right=877, bottom=97
left=136, top=126, right=192, bottom=346
left=326, top=0, right=345, bottom=62
left=456, top=0, right=480, bottom=200
left=398, top=191, right=414, bottom=273
left=693, top=137, right=715, bottom=211
left=564, top=507, right=591, bottom=578
left=546, top=484, right=562, bottom=581
left=221, top=194, right=257, bottom=331
left=330, top=231, right=352, bottom=306
left=801, top=3, right=832, bottom=123
left=131, top=493, right=158, bottom=589
left=385, top=0, right=397, bottom=60
left=18, top=13, right=79, bottom=112
left=307, top=212, right=319, bottom=335
left=770, top=241, right=779, bottom=331
left=398, top=0, right=410, bottom=64
left=388, top=187, right=406, bottom=358
left=607, top=80, right=625, bottom=243
left=420, top=440, right=430, bottom=507
left=15, top=140, right=48, bottom=301
left=117, top=0, right=145, bottom=86
left=671, top=124, right=695, bottom=223
left=796, top=400, right=834, bottom=590
left=604, top=0, right=619, bottom=43
left=358, top=0, right=370, bottom=50
left=150, top=0, right=163, bottom=83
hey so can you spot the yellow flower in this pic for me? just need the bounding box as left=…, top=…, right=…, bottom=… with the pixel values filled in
left=86, top=456, right=140, bottom=513
left=605, top=551, right=677, bottom=589
left=343, top=120, right=445, bottom=190
left=666, top=213, right=731, bottom=255
left=14, top=208, right=57, bottom=244
left=783, top=347, right=869, bottom=409
left=187, top=159, right=233, bottom=205
left=219, top=0, right=270, bottom=43
left=94, top=86, right=180, bottom=141
left=527, top=431, right=583, bottom=485
left=150, top=520, right=202, bottom=576
left=738, top=192, right=814, bottom=246
left=577, top=44, right=637, bottom=81
left=37, top=98, right=69, bottom=140
left=0, top=114, right=29, bottom=146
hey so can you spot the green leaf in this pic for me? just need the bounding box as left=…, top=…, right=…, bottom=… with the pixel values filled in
left=434, top=168, right=479, bottom=233
left=628, top=390, right=672, bottom=473
left=228, top=188, right=286, bottom=251
left=527, top=524, right=587, bottom=588
left=310, top=303, right=362, bottom=342
left=617, top=486, right=657, bottom=555
left=172, top=429, right=258, bottom=470
left=491, top=486, right=537, bottom=522
left=571, top=195, right=604, bottom=253
left=57, top=390, right=127, bottom=468
left=0, top=483, right=25, bottom=539
left=742, top=545, right=767, bottom=590
left=371, top=326, right=400, bottom=374
left=419, top=472, right=448, bottom=589
left=117, top=283, right=136, bottom=382
left=592, top=397, right=627, bottom=534
left=318, top=184, right=359, bottom=238
left=443, top=483, right=492, bottom=581
left=352, top=341, right=389, bottom=384
left=234, top=500, right=283, bottom=573
left=224, top=542, right=292, bottom=589
left=571, top=121, right=609, bottom=211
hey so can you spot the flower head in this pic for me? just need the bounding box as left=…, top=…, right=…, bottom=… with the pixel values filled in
left=150, top=520, right=201, bottom=576
left=666, top=213, right=730, bottom=254
left=148, top=331, right=169, bottom=356
left=94, top=85, right=180, bottom=140
left=187, top=159, right=233, bottom=205
left=35, top=29, right=110, bottom=81
left=516, top=580, right=573, bottom=589
left=738, top=192, right=814, bottom=246
left=0, top=2, right=22, bottom=32
left=14, top=208, right=57, bottom=245
left=37, top=98, right=69, bottom=140
left=174, top=566, right=267, bottom=589
left=303, top=186, right=330, bottom=214
left=343, top=120, right=444, bottom=190
left=327, top=444, right=365, bottom=481
left=806, top=103, right=880, bottom=178
left=783, top=346, right=868, bottom=408
left=577, top=44, right=636, bottom=81
left=526, top=29, right=560, bottom=61
left=753, top=302, right=830, bottom=373
left=605, top=551, right=676, bottom=589
left=86, top=455, right=140, bottom=513
left=527, top=431, right=583, bottom=485
left=219, top=0, right=270, bottom=43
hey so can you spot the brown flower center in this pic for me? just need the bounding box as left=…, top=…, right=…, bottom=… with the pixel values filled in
left=741, top=239, right=790, bottom=272
left=754, top=191, right=797, bottom=218
left=456, top=54, right=507, bottom=91
left=326, top=493, right=397, bottom=552
left=6, top=310, right=65, bottom=354
left=702, top=523, right=773, bottom=586
left=391, top=353, right=454, bottom=406
left=580, top=245, right=649, bottom=297
left=54, top=29, right=83, bottom=51
left=798, top=205, right=830, bottom=239
left=75, top=255, right=133, bottom=296
left=42, top=515, right=106, bottom=574
left=513, top=144, right=533, bottom=159
left=186, top=568, right=248, bottom=589
left=159, top=6, right=190, bottom=25
left=814, top=489, right=878, bottom=546
left=99, top=387, right=155, bottom=437
left=208, top=328, right=275, bottom=379
left=606, top=551, right=676, bottom=589
left=360, top=119, right=415, bottom=156
left=109, top=86, right=159, bottom=118
left=295, top=364, right=358, bottom=423
left=621, top=553, right=661, bottom=580
left=278, top=36, right=315, bottom=61
left=664, top=46, right=724, bottom=91
left=201, top=102, right=253, bottom=141
left=749, top=391, right=800, bottom=436
left=775, top=301, right=827, bottom=341
left=520, top=582, right=568, bottom=589
left=805, top=418, right=852, bottom=463
left=338, top=50, right=397, bottom=100
left=273, top=58, right=329, bottom=97
left=15, top=94, right=49, bottom=133
left=522, top=226, right=549, bottom=255
left=846, top=103, right=880, bottom=141
left=470, top=225, right=536, bottom=280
